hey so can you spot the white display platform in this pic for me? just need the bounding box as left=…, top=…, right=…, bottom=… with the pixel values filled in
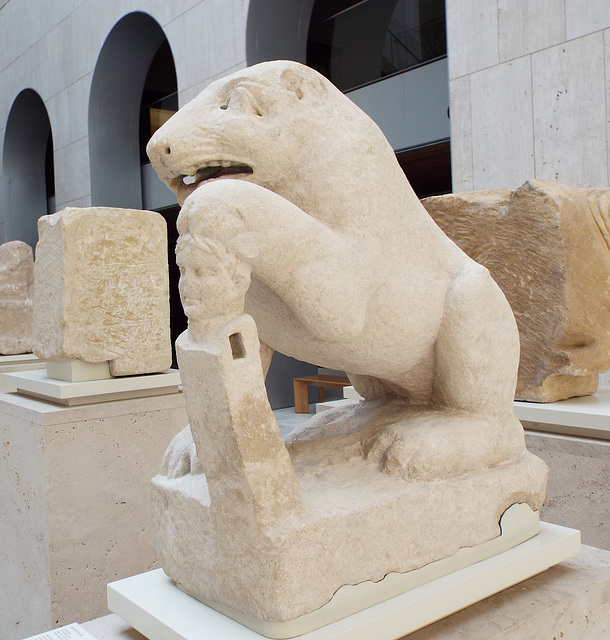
left=108, top=522, right=579, bottom=640
left=0, top=353, right=45, bottom=393
left=514, top=386, right=610, bottom=440
left=2, top=368, right=181, bottom=405
left=0, top=352, right=41, bottom=365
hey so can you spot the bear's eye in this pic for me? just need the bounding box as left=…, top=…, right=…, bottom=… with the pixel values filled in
left=219, top=87, right=262, bottom=117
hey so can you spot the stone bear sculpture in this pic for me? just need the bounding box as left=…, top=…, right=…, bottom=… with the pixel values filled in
left=145, top=61, right=547, bottom=629
left=147, top=60, right=536, bottom=481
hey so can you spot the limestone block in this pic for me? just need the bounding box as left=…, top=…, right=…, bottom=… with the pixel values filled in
left=33, top=207, right=171, bottom=376
left=0, top=391, right=188, bottom=640
left=0, top=240, right=34, bottom=354
left=152, top=315, right=547, bottom=625
left=146, top=60, right=549, bottom=628
left=423, top=180, right=610, bottom=402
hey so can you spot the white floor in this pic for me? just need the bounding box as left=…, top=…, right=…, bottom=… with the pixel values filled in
left=272, top=404, right=317, bottom=438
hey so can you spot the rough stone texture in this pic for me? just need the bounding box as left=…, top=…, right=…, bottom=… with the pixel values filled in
left=33, top=207, right=171, bottom=376
left=525, top=429, right=610, bottom=550
left=423, top=180, right=610, bottom=402
left=147, top=61, right=548, bottom=624
left=0, top=240, right=34, bottom=354
left=0, top=391, right=188, bottom=640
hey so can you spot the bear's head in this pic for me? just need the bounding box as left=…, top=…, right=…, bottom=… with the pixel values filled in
left=146, top=61, right=405, bottom=231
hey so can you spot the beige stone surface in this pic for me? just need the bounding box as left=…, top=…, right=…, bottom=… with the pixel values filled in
left=33, top=207, right=171, bottom=376
left=147, top=61, right=547, bottom=624
left=0, top=240, right=34, bottom=354
left=0, top=391, right=188, bottom=640
left=525, top=430, right=610, bottom=550
left=409, top=545, right=610, bottom=639
left=423, top=180, right=610, bottom=402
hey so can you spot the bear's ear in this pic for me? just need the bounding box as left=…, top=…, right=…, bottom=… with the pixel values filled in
left=279, top=68, right=326, bottom=101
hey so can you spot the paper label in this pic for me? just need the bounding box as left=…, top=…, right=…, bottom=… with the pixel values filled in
left=24, top=622, right=98, bottom=640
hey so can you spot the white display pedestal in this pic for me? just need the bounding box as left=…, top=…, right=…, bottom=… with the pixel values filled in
left=0, top=388, right=189, bottom=640
left=515, top=386, right=610, bottom=440
left=106, top=523, right=579, bottom=640
left=2, top=368, right=181, bottom=406
left=61, top=543, right=610, bottom=639
left=0, top=353, right=45, bottom=393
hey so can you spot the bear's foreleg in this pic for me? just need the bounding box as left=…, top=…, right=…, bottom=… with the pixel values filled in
left=178, top=179, right=375, bottom=342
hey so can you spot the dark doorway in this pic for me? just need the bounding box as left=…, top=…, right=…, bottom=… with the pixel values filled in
left=3, top=89, right=54, bottom=247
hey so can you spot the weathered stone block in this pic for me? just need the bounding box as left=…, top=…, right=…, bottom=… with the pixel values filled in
left=33, top=207, right=171, bottom=376
left=0, top=240, right=34, bottom=355
left=423, top=180, right=610, bottom=402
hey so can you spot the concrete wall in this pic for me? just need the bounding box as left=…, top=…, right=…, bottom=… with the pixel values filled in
left=347, top=58, right=450, bottom=153
left=447, top=0, right=610, bottom=193
left=0, top=0, right=249, bottom=244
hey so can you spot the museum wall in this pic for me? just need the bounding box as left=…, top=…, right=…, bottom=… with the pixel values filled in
left=0, top=0, right=249, bottom=243
left=446, top=1, right=610, bottom=193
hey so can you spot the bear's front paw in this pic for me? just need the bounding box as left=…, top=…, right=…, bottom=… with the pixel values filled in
left=160, top=425, right=204, bottom=479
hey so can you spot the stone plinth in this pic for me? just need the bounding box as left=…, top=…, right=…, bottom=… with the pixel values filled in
left=0, top=240, right=34, bottom=355
left=0, top=391, right=188, bottom=640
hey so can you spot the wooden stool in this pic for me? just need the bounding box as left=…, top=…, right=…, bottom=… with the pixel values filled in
left=292, top=374, right=351, bottom=413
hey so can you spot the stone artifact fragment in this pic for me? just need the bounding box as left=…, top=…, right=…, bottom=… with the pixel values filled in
left=147, top=61, right=548, bottom=634
left=0, top=240, right=34, bottom=354
left=33, top=207, right=171, bottom=376
left=423, top=181, right=610, bottom=403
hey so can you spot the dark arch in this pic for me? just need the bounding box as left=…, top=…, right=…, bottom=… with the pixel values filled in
left=89, top=11, right=173, bottom=208
left=246, top=0, right=316, bottom=65
left=3, top=89, right=54, bottom=247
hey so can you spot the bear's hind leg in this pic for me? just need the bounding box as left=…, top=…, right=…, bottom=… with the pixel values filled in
left=371, top=262, right=526, bottom=481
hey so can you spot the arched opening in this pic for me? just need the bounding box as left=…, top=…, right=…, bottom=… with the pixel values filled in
left=2, top=89, right=55, bottom=248
left=89, top=11, right=175, bottom=209
left=89, top=12, right=185, bottom=361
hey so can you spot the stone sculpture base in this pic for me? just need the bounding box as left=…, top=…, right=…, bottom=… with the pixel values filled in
left=152, top=447, right=547, bottom=627
left=107, top=521, right=579, bottom=640
left=152, top=315, right=548, bottom=626
left=0, top=391, right=188, bottom=640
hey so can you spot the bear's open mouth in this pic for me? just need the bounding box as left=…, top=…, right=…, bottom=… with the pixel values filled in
left=179, top=161, right=254, bottom=190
